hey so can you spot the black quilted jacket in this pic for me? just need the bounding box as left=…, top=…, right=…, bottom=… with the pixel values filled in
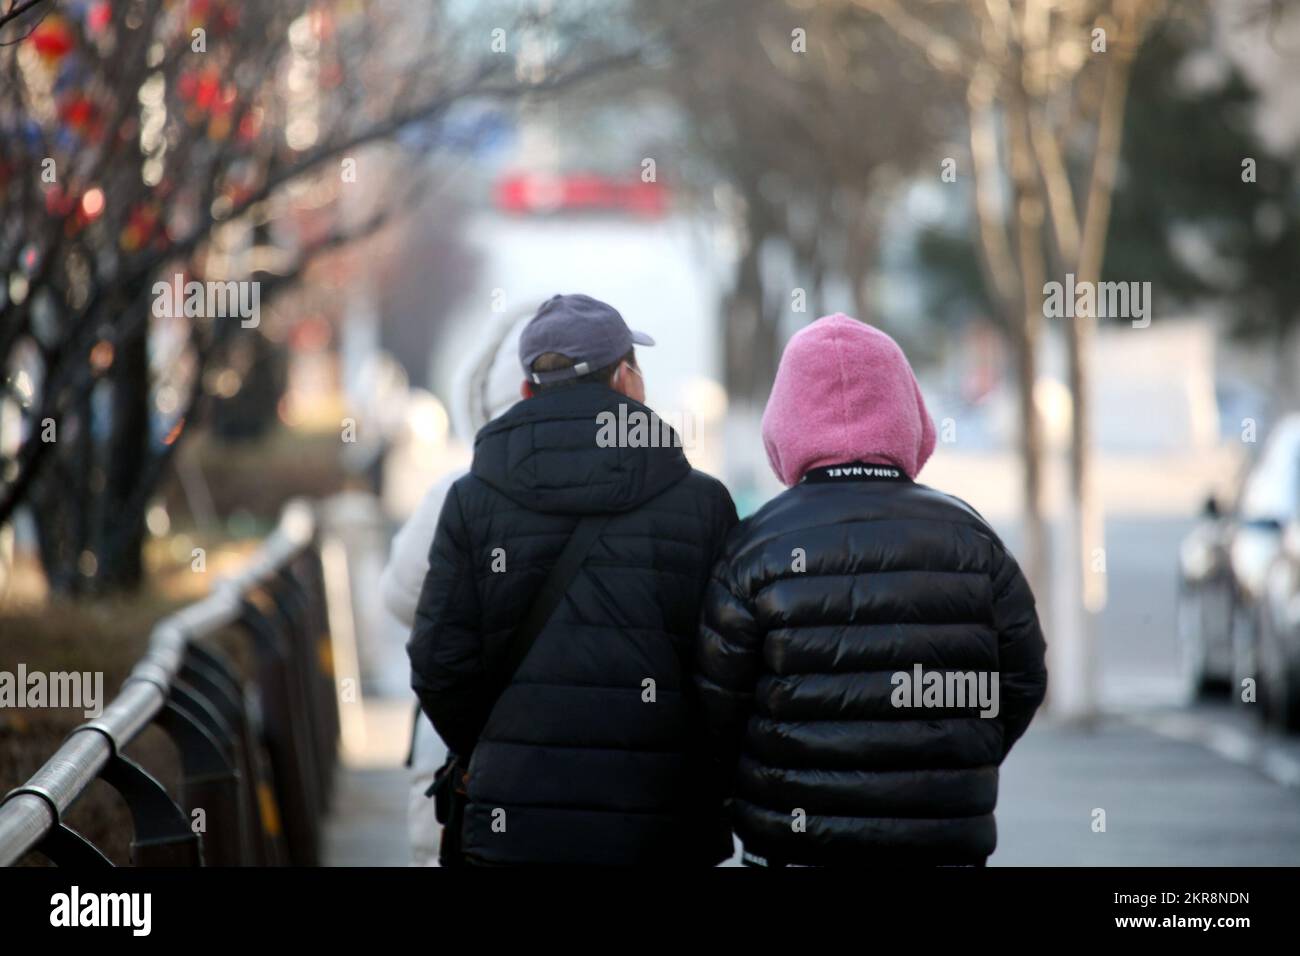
left=408, top=383, right=737, bottom=865
left=696, top=465, right=1047, bottom=865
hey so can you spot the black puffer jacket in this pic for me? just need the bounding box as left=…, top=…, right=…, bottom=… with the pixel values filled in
left=409, top=383, right=737, bottom=865
left=697, top=466, right=1047, bottom=865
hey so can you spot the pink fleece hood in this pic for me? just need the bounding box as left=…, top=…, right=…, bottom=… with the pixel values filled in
left=761, top=313, right=936, bottom=486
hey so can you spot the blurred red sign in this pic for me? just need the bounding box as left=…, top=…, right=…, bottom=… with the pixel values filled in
left=495, top=173, right=667, bottom=218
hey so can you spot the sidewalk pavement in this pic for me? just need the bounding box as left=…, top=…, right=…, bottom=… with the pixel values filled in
left=322, top=709, right=1300, bottom=866
left=324, top=765, right=409, bottom=866
left=324, top=697, right=414, bottom=867
left=995, top=716, right=1300, bottom=865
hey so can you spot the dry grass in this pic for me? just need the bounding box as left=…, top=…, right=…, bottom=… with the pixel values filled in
left=1, top=597, right=181, bottom=865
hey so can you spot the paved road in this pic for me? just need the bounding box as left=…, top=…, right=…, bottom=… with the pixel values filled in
left=992, top=513, right=1195, bottom=709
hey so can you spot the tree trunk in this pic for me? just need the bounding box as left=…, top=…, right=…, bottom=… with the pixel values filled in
left=1006, top=81, right=1052, bottom=617
left=1062, top=4, right=1141, bottom=726
left=725, top=191, right=782, bottom=408
left=967, top=60, right=1050, bottom=617
left=97, top=320, right=151, bottom=593
left=30, top=391, right=94, bottom=596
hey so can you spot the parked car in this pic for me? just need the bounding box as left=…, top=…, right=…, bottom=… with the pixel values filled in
left=1177, top=415, right=1300, bottom=724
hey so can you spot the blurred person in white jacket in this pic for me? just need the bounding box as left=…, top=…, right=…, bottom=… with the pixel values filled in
left=380, top=312, right=526, bottom=866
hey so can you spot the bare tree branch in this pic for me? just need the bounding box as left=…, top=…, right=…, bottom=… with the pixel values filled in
left=0, top=0, right=54, bottom=39
left=851, top=0, right=971, bottom=74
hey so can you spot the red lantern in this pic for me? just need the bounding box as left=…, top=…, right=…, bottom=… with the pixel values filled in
left=195, top=72, right=220, bottom=112
left=87, top=1, right=112, bottom=34
left=30, top=15, right=75, bottom=63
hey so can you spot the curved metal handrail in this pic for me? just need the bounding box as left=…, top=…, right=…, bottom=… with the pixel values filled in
left=0, top=499, right=317, bottom=867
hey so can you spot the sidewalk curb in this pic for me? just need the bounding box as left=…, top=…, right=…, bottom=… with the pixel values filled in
left=1124, top=710, right=1300, bottom=791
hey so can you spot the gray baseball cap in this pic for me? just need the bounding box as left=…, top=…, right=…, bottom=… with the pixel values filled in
left=518, top=294, right=654, bottom=385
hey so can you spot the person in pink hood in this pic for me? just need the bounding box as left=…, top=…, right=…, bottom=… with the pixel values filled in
left=696, top=313, right=1047, bottom=867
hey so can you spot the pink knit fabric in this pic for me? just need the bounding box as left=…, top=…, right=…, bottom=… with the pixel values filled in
left=761, top=313, right=936, bottom=486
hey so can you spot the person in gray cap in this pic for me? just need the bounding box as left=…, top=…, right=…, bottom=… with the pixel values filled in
left=408, top=293, right=738, bottom=866
left=517, top=292, right=656, bottom=396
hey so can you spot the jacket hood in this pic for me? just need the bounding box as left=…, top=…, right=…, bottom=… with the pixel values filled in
left=471, top=383, right=691, bottom=514
left=761, top=313, right=936, bottom=485
left=448, top=312, right=529, bottom=445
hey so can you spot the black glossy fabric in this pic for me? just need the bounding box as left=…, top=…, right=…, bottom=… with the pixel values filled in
left=409, top=383, right=737, bottom=865
left=697, top=472, right=1047, bottom=865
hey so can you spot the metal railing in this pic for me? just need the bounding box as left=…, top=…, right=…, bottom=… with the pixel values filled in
left=0, top=500, right=340, bottom=867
